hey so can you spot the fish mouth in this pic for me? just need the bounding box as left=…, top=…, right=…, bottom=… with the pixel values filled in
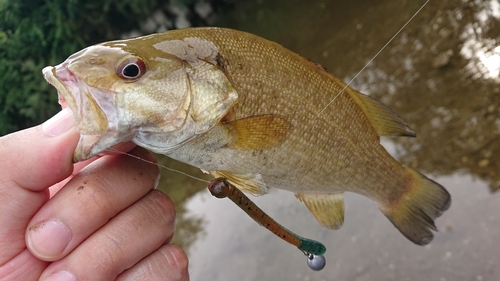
left=43, top=66, right=78, bottom=116
left=43, top=65, right=114, bottom=161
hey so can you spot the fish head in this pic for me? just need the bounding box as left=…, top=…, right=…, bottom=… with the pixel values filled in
left=43, top=33, right=238, bottom=161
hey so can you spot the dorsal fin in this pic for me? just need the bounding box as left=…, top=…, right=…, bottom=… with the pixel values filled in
left=346, top=88, right=416, bottom=137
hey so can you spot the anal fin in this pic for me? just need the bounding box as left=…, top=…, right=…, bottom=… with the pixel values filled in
left=295, top=192, right=345, bottom=230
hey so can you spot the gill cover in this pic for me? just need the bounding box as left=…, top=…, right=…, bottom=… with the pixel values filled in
left=126, top=37, right=239, bottom=154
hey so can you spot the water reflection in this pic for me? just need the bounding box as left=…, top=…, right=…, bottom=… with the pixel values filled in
left=345, top=0, right=500, bottom=193
left=155, top=157, right=209, bottom=251
left=152, top=0, right=500, bottom=279
left=461, top=0, right=500, bottom=81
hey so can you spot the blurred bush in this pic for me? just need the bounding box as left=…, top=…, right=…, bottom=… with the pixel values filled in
left=0, top=0, right=230, bottom=135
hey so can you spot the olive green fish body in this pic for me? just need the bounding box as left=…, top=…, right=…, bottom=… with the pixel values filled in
left=43, top=27, right=450, bottom=245
left=159, top=29, right=412, bottom=201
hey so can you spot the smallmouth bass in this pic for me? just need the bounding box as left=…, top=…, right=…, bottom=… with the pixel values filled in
left=43, top=27, right=450, bottom=245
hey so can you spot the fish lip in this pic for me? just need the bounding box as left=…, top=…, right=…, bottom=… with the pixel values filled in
left=43, top=64, right=112, bottom=161
left=43, top=66, right=78, bottom=114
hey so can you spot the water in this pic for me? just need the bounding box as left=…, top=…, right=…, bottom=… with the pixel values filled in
left=154, top=0, right=500, bottom=280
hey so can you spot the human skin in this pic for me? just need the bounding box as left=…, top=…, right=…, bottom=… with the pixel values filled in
left=0, top=108, right=189, bottom=281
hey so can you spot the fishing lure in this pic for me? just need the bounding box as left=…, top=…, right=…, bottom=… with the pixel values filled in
left=208, top=177, right=327, bottom=271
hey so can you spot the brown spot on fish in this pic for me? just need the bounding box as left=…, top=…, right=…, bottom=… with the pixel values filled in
left=306, top=58, right=328, bottom=72
left=216, top=53, right=228, bottom=69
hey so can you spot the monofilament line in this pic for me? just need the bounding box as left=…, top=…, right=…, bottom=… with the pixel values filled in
left=105, top=148, right=210, bottom=183
left=317, top=0, right=431, bottom=116
left=258, top=0, right=430, bottom=174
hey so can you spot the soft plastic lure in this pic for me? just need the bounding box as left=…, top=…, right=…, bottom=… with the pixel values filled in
left=208, top=177, right=326, bottom=271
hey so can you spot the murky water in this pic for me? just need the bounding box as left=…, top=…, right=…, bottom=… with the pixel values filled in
left=155, top=0, right=500, bottom=280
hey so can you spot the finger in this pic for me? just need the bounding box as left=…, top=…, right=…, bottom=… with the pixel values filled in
left=116, top=245, right=189, bottom=281
left=0, top=108, right=78, bottom=191
left=26, top=147, right=160, bottom=261
left=39, top=190, right=177, bottom=281
left=48, top=156, right=100, bottom=198
left=0, top=108, right=78, bottom=266
left=0, top=249, right=49, bottom=280
left=54, top=140, right=138, bottom=196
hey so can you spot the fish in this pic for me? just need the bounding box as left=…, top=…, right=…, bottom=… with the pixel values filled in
left=42, top=27, right=451, bottom=245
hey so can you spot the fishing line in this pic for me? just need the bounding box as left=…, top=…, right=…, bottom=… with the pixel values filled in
left=105, top=148, right=210, bottom=183
left=318, top=0, right=430, bottom=116
left=258, top=0, right=430, bottom=173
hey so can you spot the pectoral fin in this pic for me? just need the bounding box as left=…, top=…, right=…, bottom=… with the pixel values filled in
left=223, top=115, right=291, bottom=150
left=295, top=192, right=345, bottom=230
left=210, top=171, right=268, bottom=196
left=346, top=88, right=416, bottom=137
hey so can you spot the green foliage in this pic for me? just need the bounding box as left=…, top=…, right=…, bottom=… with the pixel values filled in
left=0, top=0, right=230, bottom=135
left=0, top=0, right=184, bottom=135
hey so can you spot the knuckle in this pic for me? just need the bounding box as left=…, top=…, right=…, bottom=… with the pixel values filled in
left=74, top=173, right=117, bottom=217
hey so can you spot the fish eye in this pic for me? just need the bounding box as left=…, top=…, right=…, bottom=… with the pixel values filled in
left=116, top=57, right=146, bottom=80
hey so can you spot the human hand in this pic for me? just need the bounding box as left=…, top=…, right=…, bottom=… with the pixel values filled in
left=0, top=108, right=189, bottom=281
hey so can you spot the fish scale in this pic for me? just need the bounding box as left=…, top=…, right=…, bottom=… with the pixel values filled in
left=43, top=27, right=450, bottom=245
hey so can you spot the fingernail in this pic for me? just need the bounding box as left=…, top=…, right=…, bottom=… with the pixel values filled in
left=27, top=219, right=72, bottom=259
left=42, top=108, right=75, bottom=137
left=41, top=271, right=77, bottom=281
left=153, top=173, right=161, bottom=189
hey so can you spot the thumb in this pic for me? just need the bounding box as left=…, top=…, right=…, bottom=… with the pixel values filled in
left=0, top=107, right=79, bottom=265
left=1, top=108, right=79, bottom=190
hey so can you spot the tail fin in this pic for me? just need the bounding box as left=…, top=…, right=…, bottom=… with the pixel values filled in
left=379, top=167, right=451, bottom=245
